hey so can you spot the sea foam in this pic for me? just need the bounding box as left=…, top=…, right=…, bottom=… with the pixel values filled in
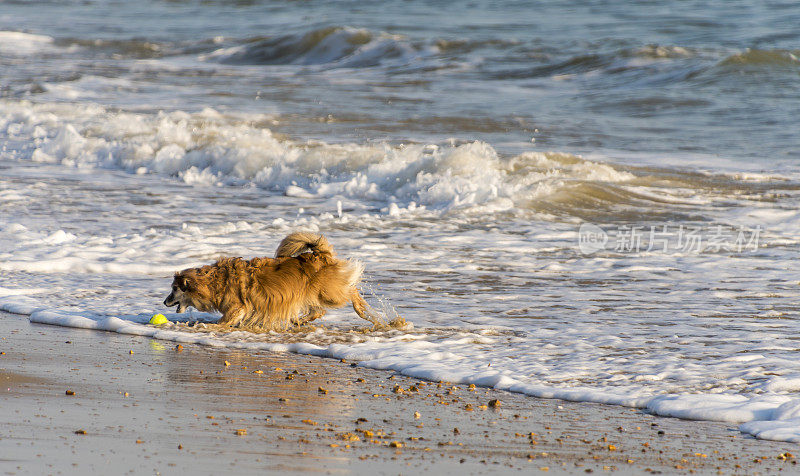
left=0, top=31, right=56, bottom=55
left=0, top=100, right=702, bottom=221
left=2, top=294, right=800, bottom=443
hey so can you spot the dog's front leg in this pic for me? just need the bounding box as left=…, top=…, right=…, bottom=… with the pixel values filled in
left=291, top=307, right=326, bottom=327
left=218, top=307, right=246, bottom=327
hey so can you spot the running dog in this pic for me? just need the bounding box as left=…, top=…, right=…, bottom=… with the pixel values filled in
left=163, top=232, right=381, bottom=330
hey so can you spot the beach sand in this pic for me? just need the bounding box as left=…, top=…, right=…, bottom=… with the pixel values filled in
left=0, top=310, right=795, bottom=475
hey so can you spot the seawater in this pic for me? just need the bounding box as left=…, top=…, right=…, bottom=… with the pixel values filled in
left=2, top=0, right=800, bottom=443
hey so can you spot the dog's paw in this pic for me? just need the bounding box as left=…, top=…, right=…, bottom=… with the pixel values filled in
left=289, top=323, right=317, bottom=333
left=388, top=317, right=413, bottom=331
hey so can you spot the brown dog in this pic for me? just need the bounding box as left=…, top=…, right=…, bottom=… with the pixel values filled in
left=163, top=232, right=381, bottom=330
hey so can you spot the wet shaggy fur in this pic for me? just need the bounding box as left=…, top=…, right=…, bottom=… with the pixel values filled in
left=163, top=232, right=380, bottom=330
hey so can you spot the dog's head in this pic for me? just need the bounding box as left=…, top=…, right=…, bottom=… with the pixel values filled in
left=164, top=269, right=211, bottom=313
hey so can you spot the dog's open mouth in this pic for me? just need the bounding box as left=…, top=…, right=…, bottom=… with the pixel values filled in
left=163, top=297, right=185, bottom=313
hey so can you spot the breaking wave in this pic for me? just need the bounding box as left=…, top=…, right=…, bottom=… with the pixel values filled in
left=2, top=100, right=796, bottom=221
left=0, top=31, right=58, bottom=56
left=201, top=26, right=426, bottom=69
left=718, top=48, right=800, bottom=71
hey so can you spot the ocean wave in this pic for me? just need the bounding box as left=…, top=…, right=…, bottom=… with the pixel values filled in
left=0, top=30, right=58, bottom=56
left=2, top=100, right=797, bottom=221
left=719, top=49, right=800, bottom=70
left=633, top=45, right=694, bottom=60
left=0, top=100, right=634, bottom=216
left=483, top=43, right=800, bottom=89
left=485, top=43, right=705, bottom=83
left=63, top=38, right=171, bottom=59
left=200, top=26, right=425, bottom=69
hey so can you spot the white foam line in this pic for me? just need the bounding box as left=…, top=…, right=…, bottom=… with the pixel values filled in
left=3, top=297, right=798, bottom=444
left=0, top=287, right=47, bottom=298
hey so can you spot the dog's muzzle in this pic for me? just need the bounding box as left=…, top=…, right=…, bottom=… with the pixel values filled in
left=164, top=294, right=186, bottom=313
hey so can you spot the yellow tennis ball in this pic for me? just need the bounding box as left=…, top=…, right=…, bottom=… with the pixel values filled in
left=149, top=314, right=169, bottom=325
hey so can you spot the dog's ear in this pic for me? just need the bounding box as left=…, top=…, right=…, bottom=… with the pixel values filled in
left=178, top=276, right=190, bottom=291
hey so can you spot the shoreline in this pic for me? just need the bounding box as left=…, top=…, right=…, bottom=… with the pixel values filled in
left=1, top=311, right=796, bottom=475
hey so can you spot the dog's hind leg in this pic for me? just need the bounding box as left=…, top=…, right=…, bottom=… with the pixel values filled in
left=351, top=290, right=384, bottom=326
left=291, top=307, right=326, bottom=327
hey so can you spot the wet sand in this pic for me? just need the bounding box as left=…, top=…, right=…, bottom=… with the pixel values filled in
left=0, top=311, right=796, bottom=475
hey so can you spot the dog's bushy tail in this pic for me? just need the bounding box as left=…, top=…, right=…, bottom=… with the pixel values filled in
left=275, top=232, right=335, bottom=260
